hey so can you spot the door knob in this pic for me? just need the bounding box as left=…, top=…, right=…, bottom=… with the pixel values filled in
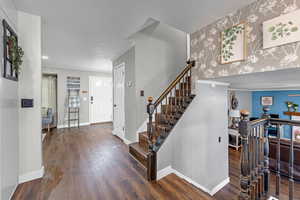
left=114, top=104, right=117, bottom=107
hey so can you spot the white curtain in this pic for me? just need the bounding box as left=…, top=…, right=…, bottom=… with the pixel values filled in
left=42, top=75, right=57, bottom=120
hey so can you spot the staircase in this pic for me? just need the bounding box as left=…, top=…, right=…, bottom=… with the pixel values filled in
left=129, top=60, right=196, bottom=181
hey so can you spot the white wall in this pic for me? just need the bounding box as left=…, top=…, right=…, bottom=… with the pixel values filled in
left=157, top=81, right=229, bottom=196
left=228, top=90, right=252, bottom=126
left=134, top=22, right=187, bottom=132
left=42, top=67, right=112, bottom=127
left=232, top=91, right=252, bottom=112
left=18, top=11, right=43, bottom=183
left=114, top=21, right=187, bottom=142
left=0, top=0, right=18, bottom=199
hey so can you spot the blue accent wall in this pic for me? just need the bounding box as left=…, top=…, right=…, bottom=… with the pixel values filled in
left=252, top=90, right=300, bottom=138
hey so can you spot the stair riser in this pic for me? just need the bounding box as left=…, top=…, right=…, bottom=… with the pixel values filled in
left=139, top=134, right=148, bottom=149
left=129, top=146, right=147, bottom=168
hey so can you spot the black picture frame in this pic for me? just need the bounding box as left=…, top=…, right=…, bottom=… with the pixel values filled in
left=261, top=96, right=273, bottom=106
left=2, top=19, right=18, bottom=81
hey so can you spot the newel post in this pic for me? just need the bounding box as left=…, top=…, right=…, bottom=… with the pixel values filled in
left=186, top=59, right=196, bottom=67
left=147, top=96, right=157, bottom=181
left=262, top=106, right=271, bottom=196
left=239, top=110, right=251, bottom=200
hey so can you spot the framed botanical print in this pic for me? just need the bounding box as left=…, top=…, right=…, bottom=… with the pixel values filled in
left=261, top=96, right=273, bottom=106
left=221, top=22, right=247, bottom=64
left=263, top=9, right=300, bottom=49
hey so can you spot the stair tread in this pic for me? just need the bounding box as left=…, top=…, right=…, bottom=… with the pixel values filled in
left=139, top=131, right=148, bottom=136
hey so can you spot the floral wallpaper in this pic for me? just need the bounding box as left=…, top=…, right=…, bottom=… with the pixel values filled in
left=190, top=0, right=300, bottom=79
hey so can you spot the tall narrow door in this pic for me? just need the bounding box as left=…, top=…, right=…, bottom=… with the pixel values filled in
left=89, top=76, right=112, bottom=124
left=113, top=64, right=125, bottom=139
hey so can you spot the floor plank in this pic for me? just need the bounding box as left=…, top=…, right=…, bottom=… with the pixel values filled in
left=12, top=124, right=300, bottom=199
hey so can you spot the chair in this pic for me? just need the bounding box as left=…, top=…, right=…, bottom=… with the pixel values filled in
left=42, top=108, right=54, bottom=132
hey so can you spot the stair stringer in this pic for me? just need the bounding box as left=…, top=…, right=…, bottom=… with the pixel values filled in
left=157, top=80, right=230, bottom=196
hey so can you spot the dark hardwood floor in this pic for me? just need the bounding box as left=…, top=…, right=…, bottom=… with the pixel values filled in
left=12, top=124, right=300, bottom=200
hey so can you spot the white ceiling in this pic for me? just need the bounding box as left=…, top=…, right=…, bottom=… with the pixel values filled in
left=212, top=68, right=300, bottom=91
left=14, top=0, right=256, bottom=72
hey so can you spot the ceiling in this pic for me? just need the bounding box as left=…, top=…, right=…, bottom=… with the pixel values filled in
left=212, top=68, right=300, bottom=91
left=15, top=0, right=255, bottom=72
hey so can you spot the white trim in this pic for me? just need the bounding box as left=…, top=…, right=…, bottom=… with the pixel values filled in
left=137, top=119, right=147, bottom=133
left=19, top=166, right=44, bottom=184
left=229, top=87, right=300, bottom=91
left=157, top=166, right=229, bottom=196
left=89, top=76, right=93, bottom=124
left=157, top=166, right=173, bottom=180
left=57, top=122, right=91, bottom=129
left=123, top=137, right=134, bottom=145
left=187, top=34, right=191, bottom=60
left=210, top=177, right=230, bottom=196
left=197, top=80, right=230, bottom=86
left=113, top=130, right=134, bottom=145
left=9, top=184, right=18, bottom=200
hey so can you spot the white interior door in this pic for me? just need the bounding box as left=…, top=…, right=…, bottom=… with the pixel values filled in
left=89, top=76, right=112, bottom=124
left=113, top=63, right=125, bottom=139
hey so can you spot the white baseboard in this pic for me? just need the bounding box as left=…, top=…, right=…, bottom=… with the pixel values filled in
left=123, top=138, right=134, bottom=145
left=19, top=166, right=45, bottom=184
left=57, top=122, right=90, bottom=129
left=157, top=166, right=229, bottom=196
left=210, top=177, right=230, bottom=196
left=157, top=166, right=173, bottom=180
left=112, top=130, right=134, bottom=145
left=137, top=120, right=147, bottom=134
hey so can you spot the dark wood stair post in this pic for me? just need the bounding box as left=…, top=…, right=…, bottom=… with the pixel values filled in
left=239, top=110, right=251, bottom=200
left=262, top=106, right=270, bottom=197
left=147, top=96, right=157, bottom=181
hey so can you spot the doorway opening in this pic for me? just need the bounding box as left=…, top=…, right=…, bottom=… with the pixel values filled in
left=89, top=76, right=113, bottom=124
left=42, top=73, right=58, bottom=138
left=113, top=63, right=125, bottom=140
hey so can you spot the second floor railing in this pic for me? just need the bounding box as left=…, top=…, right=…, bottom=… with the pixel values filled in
left=239, top=108, right=300, bottom=199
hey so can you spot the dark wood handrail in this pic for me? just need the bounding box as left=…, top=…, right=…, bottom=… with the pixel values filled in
left=270, top=118, right=300, bottom=126
left=250, top=118, right=268, bottom=127
left=152, top=60, right=195, bottom=110
left=249, top=118, right=300, bottom=128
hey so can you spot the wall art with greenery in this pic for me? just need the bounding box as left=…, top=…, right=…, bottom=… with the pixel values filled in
left=221, top=23, right=247, bottom=64
left=263, top=9, right=300, bottom=49
left=2, top=19, right=24, bottom=81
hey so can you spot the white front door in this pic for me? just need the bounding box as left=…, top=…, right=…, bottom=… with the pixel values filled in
left=113, top=63, right=125, bottom=139
left=89, top=76, right=112, bottom=124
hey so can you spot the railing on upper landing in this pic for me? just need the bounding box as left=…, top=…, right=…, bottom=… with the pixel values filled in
left=239, top=107, right=300, bottom=200
left=146, top=60, right=195, bottom=181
